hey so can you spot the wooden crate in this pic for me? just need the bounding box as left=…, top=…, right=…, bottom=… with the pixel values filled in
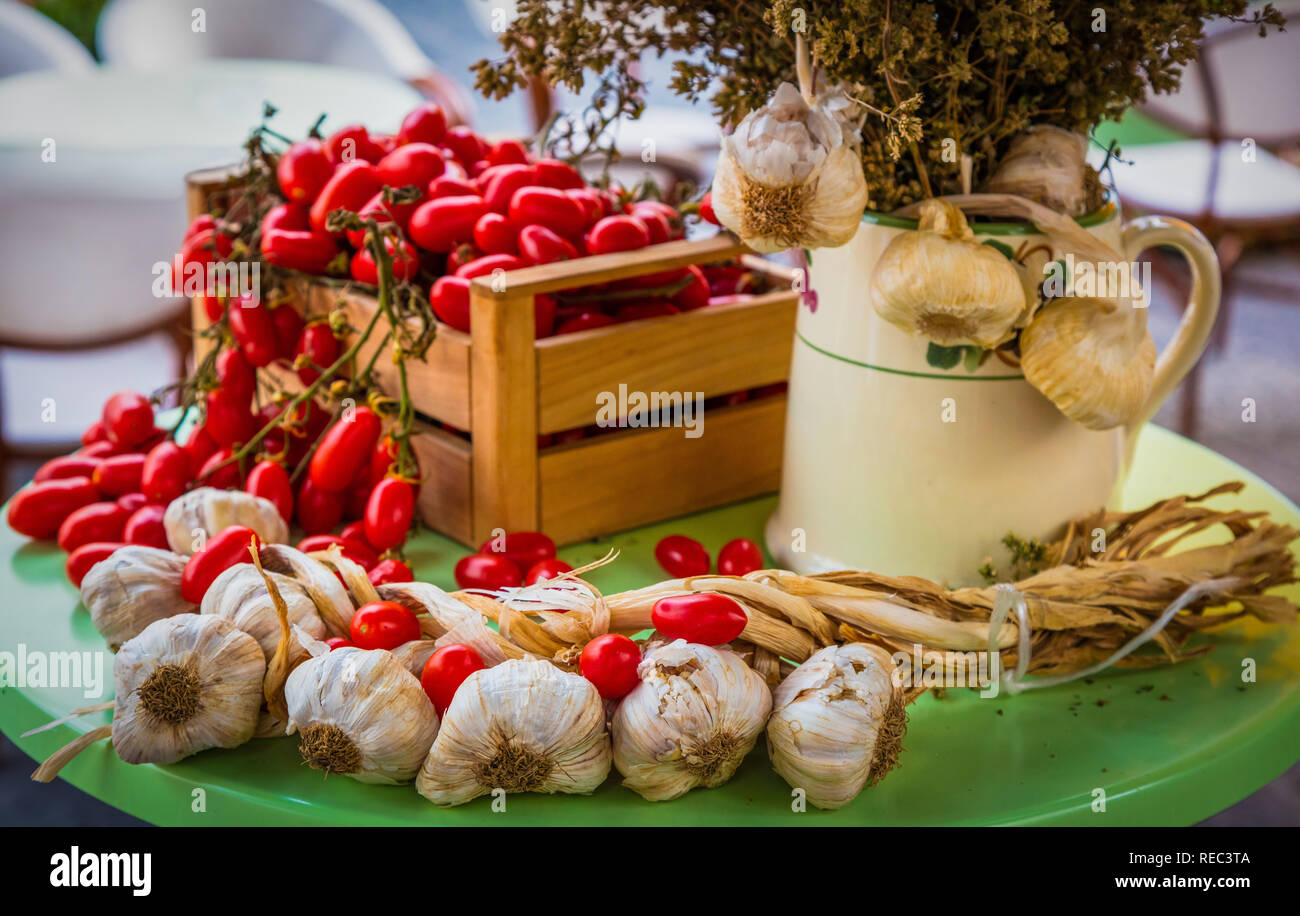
left=187, top=169, right=798, bottom=546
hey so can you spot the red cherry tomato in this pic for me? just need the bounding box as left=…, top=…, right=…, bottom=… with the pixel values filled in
left=204, top=388, right=256, bottom=449
left=718, top=538, right=764, bottom=576
left=487, top=139, right=529, bottom=167
left=294, top=322, right=341, bottom=385
left=523, top=558, right=573, bottom=585
left=368, top=558, right=414, bottom=586
left=261, top=201, right=309, bottom=236
left=565, top=188, right=605, bottom=227
left=533, top=158, right=586, bottom=190
left=629, top=200, right=684, bottom=239
left=101, top=392, right=155, bottom=448
left=310, top=161, right=382, bottom=233
left=364, top=477, right=415, bottom=551
left=398, top=103, right=448, bottom=146
left=296, top=478, right=345, bottom=534
left=454, top=252, right=526, bottom=280
left=555, top=312, right=617, bottom=335
left=672, top=265, right=710, bottom=312
left=7, top=475, right=100, bottom=540
left=245, top=460, right=294, bottom=523
left=517, top=224, right=578, bottom=265
left=227, top=297, right=279, bottom=367
left=508, top=186, right=586, bottom=238
left=699, top=192, right=719, bottom=225
left=349, top=235, right=420, bottom=285
left=618, top=301, right=679, bottom=322
left=180, top=423, right=219, bottom=469
left=324, top=124, right=384, bottom=164
left=579, top=634, right=642, bottom=699
left=481, top=164, right=537, bottom=214
left=532, top=293, right=557, bottom=338
left=478, top=531, right=556, bottom=576
left=198, top=448, right=242, bottom=489
left=654, top=534, right=710, bottom=577
left=587, top=215, right=651, bottom=255
left=630, top=210, right=672, bottom=245
left=180, top=525, right=260, bottom=604
left=376, top=142, right=446, bottom=190
left=408, top=195, right=488, bottom=253
left=428, top=275, right=471, bottom=332
left=454, top=553, right=522, bottom=590
left=472, top=211, right=518, bottom=255
left=325, top=637, right=354, bottom=651
left=123, top=504, right=169, bottom=549
left=651, top=593, right=747, bottom=645
left=420, top=643, right=485, bottom=714
left=443, top=126, right=488, bottom=167
left=350, top=600, right=421, bottom=650
left=261, top=228, right=340, bottom=275
left=298, top=534, right=378, bottom=569
left=270, top=306, right=305, bottom=359
left=80, top=420, right=107, bottom=446
left=215, top=348, right=255, bottom=404
left=66, top=541, right=125, bottom=588
left=92, top=453, right=146, bottom=497
left=367, top=435, right=401, bottom=488
left=339, top=520, right=370, bottom=544
left=34, top=454, right=102, bottom=484
left=115, top=492, right=150, bottom=514
left=57, top=501, right=129, bottom=552
left=345, top=191, right=421, bottom=249
left=277, top=139, right=333, bottom=202
left=308, top=407, right=383, bottom=492
left=428, top=175, right=479, bottom=199
left=140, top=441, right=192, bottom=504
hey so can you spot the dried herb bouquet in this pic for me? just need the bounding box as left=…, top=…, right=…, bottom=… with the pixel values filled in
left=475, top=0, right=1285, bottom=210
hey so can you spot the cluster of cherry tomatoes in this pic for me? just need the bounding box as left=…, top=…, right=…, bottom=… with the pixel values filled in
left=653, top=533, right=764, bottom=578
left=176, top=100, right=752, bottom=339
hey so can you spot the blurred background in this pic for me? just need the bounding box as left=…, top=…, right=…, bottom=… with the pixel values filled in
left=0, top=0, right=1296, bottom=824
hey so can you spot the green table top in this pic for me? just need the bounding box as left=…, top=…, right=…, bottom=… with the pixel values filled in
left=3, top=424, right=1298, bottom=825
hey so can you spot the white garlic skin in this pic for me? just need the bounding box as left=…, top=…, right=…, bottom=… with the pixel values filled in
left=112, top=614, right=266, bottom=765
left=200, top=563, right=326, bottom=662
left=79, top=545, right=196, bottom=649
left=416, top=656, right=611, bottom=807
left=257, top=544, right=355, bottom=638
left=163, top=487, right=289, bottom=555
left=766, top=643, right=905, bottom=810
left=612, top=640, right=772, bottom=802
left=285, top=646, right=438, bottom=785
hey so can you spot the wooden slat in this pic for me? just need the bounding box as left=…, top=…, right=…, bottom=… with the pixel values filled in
left=535, top=291, right=797, bottom=434
left=469, top=289, right=539, bottom=541
left=296, top=283, right=472, bottom=430
left=469, top=235, right=749, bottom=300
left=538, top=395, right=788, bottom=545
left=410, top=427, right=474, bottom=545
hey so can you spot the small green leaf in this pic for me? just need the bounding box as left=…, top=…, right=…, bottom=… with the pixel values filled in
left=982, top=239, right=1015, bottom=260
left=926, top=342, right=963, bottom=369
left=963, top=346, right=986, bottom=372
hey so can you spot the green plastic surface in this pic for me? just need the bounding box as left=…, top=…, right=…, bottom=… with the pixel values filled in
left=2, top=426, right=1298, bottom=825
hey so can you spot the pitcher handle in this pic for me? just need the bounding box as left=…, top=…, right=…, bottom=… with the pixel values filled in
left=1121, top=215, right=1222, bottom=436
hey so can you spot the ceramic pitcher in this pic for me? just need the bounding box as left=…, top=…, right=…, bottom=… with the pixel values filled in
left=764, top=201, right=1221, bottom=585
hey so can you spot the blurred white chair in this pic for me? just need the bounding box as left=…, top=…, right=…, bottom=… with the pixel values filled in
left=0, top=0, right=94, bottom=78
left=1097, top=9, right=1300, bottom=436
left=96, top=0, right=474, bottom=125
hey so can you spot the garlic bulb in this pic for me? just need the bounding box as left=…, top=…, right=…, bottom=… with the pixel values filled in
left=712, top=81, right=869, bottom=252
left=986, top=126, right=1094, bottom=217
left=284, top=645, right=438, bottom=784
left=416, top=657, right=610, bottom=806
left=112, top=614, right=266, bottom=765
left=612, top=640, right=771, bottom=801
left=79, top=545, right=195, bottom=649
left=200, top=564, right=326, bottom=662
left=766, top=643, right=906, bottom=810
left=1020, top=296, right=1156, bottom=430
left=163, top=487, right=289, bottom=555
left=871, top=199, right=1026, bottom=349
left=258, top=544, right=355, bottom=637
